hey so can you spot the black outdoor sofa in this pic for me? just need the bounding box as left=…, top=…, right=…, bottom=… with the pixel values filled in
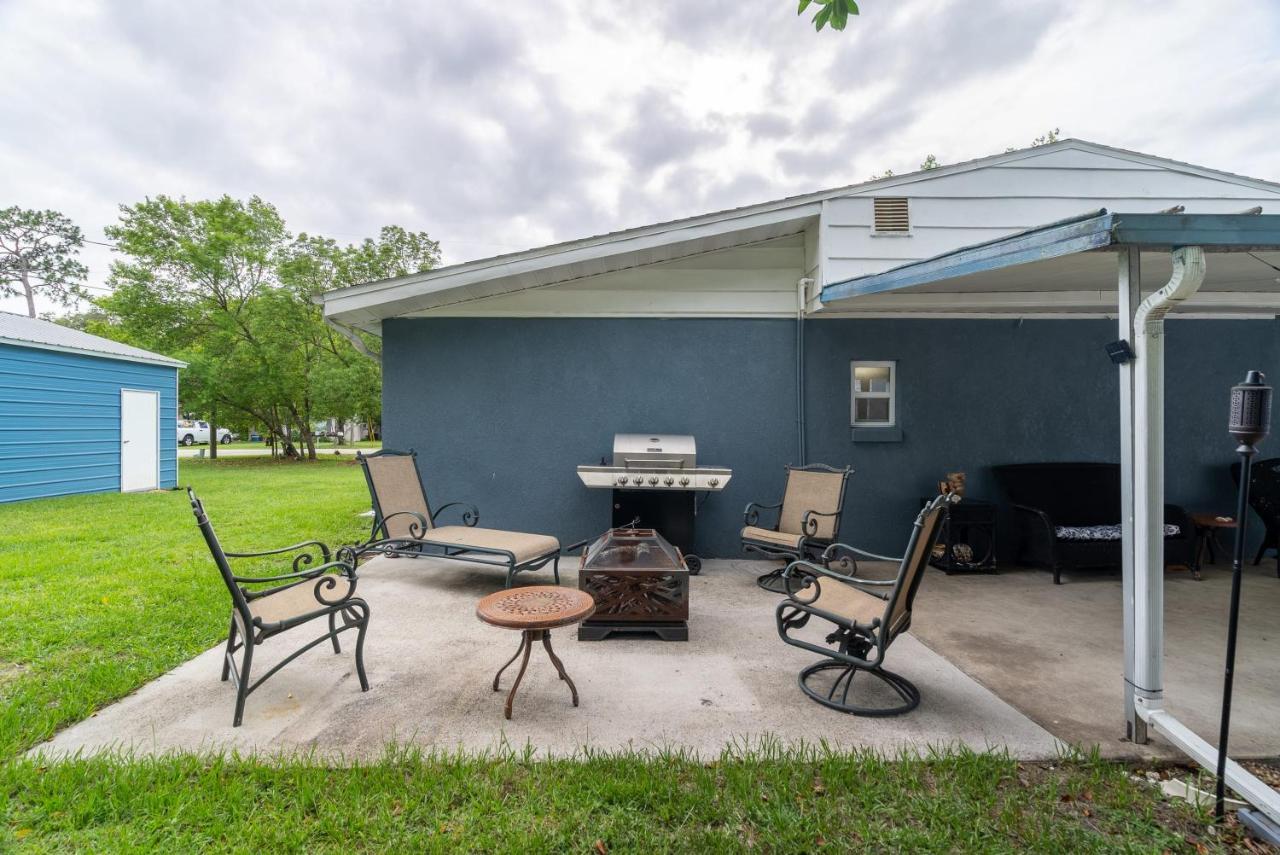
left=993, top=462, right=1193, bottom=584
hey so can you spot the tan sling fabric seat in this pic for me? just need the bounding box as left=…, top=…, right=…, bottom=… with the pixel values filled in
left=356, top=449, right=562, bottom=588
left=361, top=454, right=433, bottom=538
left=423, top=526, right=560, bottom=564
left=740, top=526, right=804, bottom=549
left=807, top=580, right=886, bottom=627
left=743, top=464, right=852, bottom=593
left=249, top=577, right=355, bottom=625
left=778, top=469, right=846, bottom=540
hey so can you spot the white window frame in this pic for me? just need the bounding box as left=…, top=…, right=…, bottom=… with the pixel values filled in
left=850, top=360, right=896, bottom=427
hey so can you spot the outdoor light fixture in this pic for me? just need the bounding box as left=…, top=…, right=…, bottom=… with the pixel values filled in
left=1217, top=370, right=1272, bottom=820
left=1105, top=339, right=1134, bottom=364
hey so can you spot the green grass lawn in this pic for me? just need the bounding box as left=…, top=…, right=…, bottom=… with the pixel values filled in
left=0, top=458, right=372, bottom=759
left=187, top=440, right=382, bottom=451
left=0, top=459, right=1258, bottom=852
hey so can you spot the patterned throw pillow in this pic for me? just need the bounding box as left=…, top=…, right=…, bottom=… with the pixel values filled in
left=1054, top=524, right=1180, bottom=542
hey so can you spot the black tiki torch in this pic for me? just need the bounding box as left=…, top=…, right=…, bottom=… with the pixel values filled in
left=1217, top=370, right=1271, bottom=820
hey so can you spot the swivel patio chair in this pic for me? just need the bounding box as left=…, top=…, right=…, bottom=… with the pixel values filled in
left=741, top=463, right=852, bottom=593
left=774, top=493, right=955, bottom=716
left=1231, top=457, right=1280, bottom=573
left=189, top=489, right=370, bottom=727
left=355, top=449, right=561, bottom=588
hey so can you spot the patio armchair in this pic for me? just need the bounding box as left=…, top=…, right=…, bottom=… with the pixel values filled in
left=741, top=463, right=852, bottom=593
left=1230, top=457, right=1280, bottom=573
left=188, top=488, right=370, bottom=727
left=774, top=493, right=955, bottom=716
left=355, top=449, right=561, bottom=588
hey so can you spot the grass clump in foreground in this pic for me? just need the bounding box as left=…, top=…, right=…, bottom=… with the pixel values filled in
left=0, top=457, right=371, bottom=759
left=0, top=745, right=1243, bottom=853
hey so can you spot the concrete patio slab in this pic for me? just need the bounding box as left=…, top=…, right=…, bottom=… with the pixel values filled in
left=33, top=558, right=1060, bottom=762
left=911, top=560, right=1280, bottom=760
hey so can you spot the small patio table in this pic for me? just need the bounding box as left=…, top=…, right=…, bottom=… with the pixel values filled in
left=1190, top=512, right=1237, bottom=580
left=476, top=586, right=595, bottom=719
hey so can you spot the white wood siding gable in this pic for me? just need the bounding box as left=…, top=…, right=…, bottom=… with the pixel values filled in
left=820, top=145, right=1280, bottom=288
left=321, top=141, right=1280, bottom=327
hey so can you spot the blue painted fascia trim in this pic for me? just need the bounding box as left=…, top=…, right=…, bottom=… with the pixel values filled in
left=1110, top=213, right=1280, bottom=249
left=821, top=210, right=1116, bottom=301
left=820, top=212, right=1280, bottom=303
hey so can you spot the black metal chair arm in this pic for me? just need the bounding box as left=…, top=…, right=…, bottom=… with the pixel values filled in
left=744, top=500, right=783, bottom=528
left=820, top=541, right=902, bottom=567
left=782, top=557, right=894, bottom=601
left=1011, top=503, right=1056, bottom=533
left=245, top=571, right=362, bottom=617
left=367, top=510, right=430, bottom=542
left=801, top=508, right=840, bottom=537
left=234, top=559, right=358, bottom=587
left=225, top=539, right=333, bottom=571
left=431, top=502, right=480, bottom=527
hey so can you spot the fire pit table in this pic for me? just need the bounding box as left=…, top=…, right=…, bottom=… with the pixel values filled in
left=577, top=527, right=690, bottom=641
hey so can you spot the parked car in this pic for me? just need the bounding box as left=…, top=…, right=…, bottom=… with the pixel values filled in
left=177, top=420, right=235, bottom=446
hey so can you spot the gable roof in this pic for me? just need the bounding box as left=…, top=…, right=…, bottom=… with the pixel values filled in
left=321, top=139, right=1280, bottom=332
left=0, top=312, right=185, bottom=368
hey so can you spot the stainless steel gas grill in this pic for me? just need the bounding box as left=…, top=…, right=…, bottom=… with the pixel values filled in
left=576, top=434, right=732, bottom=574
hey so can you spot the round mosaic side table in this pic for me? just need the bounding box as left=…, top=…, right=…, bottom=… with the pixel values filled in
left=475, top=586, right=595, bottom=720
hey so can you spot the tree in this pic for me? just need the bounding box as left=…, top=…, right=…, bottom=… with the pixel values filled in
left=101, top=195, right=288, bottom=460
left=920, top=154, right=940, bottom=171
left=797, top=0, right=859, bottom=31
left=97, top=195, right=437, bottom=461
left=0, top=207, right=89, bottom=317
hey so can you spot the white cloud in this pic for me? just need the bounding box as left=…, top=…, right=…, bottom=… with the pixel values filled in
left=1, top=0, right=1277, bottom=316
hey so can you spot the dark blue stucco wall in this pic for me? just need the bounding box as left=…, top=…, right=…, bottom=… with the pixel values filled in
left=383, top=317, right=1279, bottom=558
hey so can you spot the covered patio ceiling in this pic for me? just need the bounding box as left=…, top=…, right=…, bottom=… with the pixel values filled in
left=818, top=210, right=1280, bottom=316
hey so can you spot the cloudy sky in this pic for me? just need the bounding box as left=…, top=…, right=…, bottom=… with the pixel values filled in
left=3, top=0, right=1279, bottom=315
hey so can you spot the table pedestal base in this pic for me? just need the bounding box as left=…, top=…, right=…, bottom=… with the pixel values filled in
left=492, top=628, right=578, bottom=720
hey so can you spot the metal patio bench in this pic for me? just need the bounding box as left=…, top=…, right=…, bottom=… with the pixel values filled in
left=774, top=492, right=955, bottom=716
left=355, top=449, right=561, bottom=588
left=741, top=463, right=852, bottom=593
left=189, top=489, right=371, bottom=727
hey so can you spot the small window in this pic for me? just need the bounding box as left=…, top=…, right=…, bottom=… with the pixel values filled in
left=872, top=197, right=910, bottom=234
left=851, top=361, right=896, bottom=427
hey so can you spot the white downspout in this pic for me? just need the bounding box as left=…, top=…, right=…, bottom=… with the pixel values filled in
left=796, top=277, right=814, bottom=465
left=1127, top=246, right=1280, bottom=826
left=1130, top=246, right=1206, bottom=718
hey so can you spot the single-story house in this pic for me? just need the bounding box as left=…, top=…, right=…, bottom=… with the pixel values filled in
left=0, top=312, right=184, bottom=503
left=320, top=139, right=1280, bottom=559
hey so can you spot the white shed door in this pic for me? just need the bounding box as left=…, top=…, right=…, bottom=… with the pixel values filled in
left=120, top=389, right=159, bottom=492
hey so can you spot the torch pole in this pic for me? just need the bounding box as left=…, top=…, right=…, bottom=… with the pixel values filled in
left=1217, top=440, right=1256, bottom=818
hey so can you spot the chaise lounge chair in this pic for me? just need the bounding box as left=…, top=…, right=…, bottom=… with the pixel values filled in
left=774, top=493, right=954, bottom=716
left=189, top=489, right=371, bottom=727
left=355, top=449, right=561, bottom=588
left=741, top=464, right=852, bottom=593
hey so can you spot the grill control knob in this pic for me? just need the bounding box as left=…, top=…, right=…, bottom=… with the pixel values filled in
left=679, top=477, right=690, bottom=487
left=648, top=476, right=659, bottom=486
left=617, top=476, right=628, bottom=485
left=709, top=478, right=720, bottom=487
left=664, top=476, right=674, bottom=486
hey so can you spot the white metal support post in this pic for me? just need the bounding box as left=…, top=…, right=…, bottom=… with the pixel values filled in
left=1130, top=246, right=1206, bottom=725
left=1117, top=249, right=1143, bottom=742
left=1120, top=246, right=1280, bottom=825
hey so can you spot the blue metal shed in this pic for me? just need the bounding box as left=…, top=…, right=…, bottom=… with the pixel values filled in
left=0, top=311, right=184, bottom=503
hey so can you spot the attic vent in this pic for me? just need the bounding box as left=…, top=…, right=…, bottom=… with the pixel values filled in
left=872, top=197, right=910, bottom=234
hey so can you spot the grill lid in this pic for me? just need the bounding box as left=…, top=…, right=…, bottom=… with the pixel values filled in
left=612, top=433, right=695, bottom=469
